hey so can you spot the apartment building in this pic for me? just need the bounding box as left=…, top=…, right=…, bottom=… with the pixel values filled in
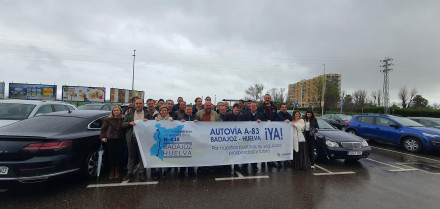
left=287, top=74, right=341, bottom=108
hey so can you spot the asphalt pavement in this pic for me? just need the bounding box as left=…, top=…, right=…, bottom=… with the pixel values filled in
left=1, top=141, right=440, bottom=209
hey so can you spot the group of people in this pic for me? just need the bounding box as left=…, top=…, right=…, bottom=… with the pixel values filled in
left=99, top=94, right=319, bottom=181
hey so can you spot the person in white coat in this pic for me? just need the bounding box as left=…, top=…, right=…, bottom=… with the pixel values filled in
left=292, top=111, right=310, bottom=169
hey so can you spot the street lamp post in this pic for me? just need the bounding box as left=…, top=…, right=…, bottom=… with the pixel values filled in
left=132, top=50, right=136, bottom=91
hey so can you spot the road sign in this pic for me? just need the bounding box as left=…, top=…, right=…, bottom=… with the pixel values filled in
left=340, top=102, right=344, bottom=107
left=294, top=100, right=298, bottom=106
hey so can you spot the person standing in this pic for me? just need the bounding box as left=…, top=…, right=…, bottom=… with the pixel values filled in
left=292, top=111, right=309, bottom=170
left=217, top=105, right=228, bottom=121
left=177, top=105, right=200, bottom=178
left=122, top=99, right=151, bottom=181
left=195, top=101, right=218, bottom=173
left=153, top=106, right=174, bottom=180
left=100, top=106, right=124, bottom=179
left=155, top=99, right=165, bottom=111
left=192, top=97, right=203, bottom=113
left=224, top=104, right=245, bottom=174
left=166, top=99, right=176, bottom=119
left=172, top=97, right=183, bottom=111
left=173, top=101, right=186, bottom=120
left=277, top=104, right=292, bottom=122
left=258, top=94, right=278, bottom=121
left=146, top=98, right=158, bottom=117
left=303, top=110, right=319, bottom=169
left=243, top=101, right=264, bottom=172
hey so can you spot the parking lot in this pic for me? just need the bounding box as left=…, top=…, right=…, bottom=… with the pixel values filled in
left=1, top=141, right=440, bottom=209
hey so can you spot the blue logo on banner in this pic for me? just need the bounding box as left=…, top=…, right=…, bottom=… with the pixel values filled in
left=150, top=124, right=184, bottom=161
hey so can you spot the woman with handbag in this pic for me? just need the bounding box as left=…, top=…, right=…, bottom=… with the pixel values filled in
left=303, top=110, right=319, bottom=169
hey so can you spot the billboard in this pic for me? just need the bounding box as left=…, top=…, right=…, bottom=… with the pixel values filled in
left=8, top=83, right=56, bottom=100
left=62, top=86, right=106, bottom=102
left=0, top=82, right=4, bottom=99
left=110, top=88, right=144, bottom=103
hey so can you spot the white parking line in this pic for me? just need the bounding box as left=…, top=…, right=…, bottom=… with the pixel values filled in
left=215, top=171, right=269, bottom=181
left=371, top=146, right=440, bottom=163
left=366, top=158, right=419, bottom=172
left=313, top=164, right=356, bottom=176
left=87, top=180, right=158, bottom=188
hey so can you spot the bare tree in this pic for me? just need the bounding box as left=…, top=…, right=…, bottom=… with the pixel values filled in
left=408, top=88, right=418, bottom=108
left=266, top=87, right=287, bottom=104
left=398, top=86, right=417, bottom=108
left=399, top=86, right=408, bottom=108
left=353, top=90, right=368, bottom=108
left=245, top=84, right=264, bottom=101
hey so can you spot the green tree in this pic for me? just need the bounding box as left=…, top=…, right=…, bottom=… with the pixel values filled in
left=411, top=95, right=428, bottom=109
left=313, top=77, right=324, bottom=110
left=324, top=81, right=340, bottom=111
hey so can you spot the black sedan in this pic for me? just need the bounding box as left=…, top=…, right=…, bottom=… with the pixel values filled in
left=321, top=114, right=352, bottom=131
left=0, top=110, right=109, bottom=183
left=315, top=118, right=371, bottom=161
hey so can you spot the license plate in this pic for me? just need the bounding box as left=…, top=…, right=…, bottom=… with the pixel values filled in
left=0, top=166, right=8, bottom=175
left=348, top=151, right=362, bottom=156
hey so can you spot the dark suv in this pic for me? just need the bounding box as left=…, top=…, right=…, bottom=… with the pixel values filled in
left=345, top=114, right=440, bottom=152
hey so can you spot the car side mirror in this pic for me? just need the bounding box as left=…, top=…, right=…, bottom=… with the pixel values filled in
left=390, top=124, right=400, bottom=129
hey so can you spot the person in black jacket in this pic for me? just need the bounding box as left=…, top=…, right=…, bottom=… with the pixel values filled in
left=242, top=101, right=264, bottom=172
left=258, top=94, right=278, bottom=121
left=277, top=104, right=292, bottom=122
left=177, top=105, right=200, bottom=178
left=303, top=110, right=319, bottom=169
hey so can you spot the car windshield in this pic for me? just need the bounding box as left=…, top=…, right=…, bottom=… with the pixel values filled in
left=78, top=105, right=103, bottom=110
left=337, top=114, right=352, bottom=121
left=390, top=116, right=424, bottom=127
left=317, top=118, right=335, bottom=130
left=0, top=103, right=36, bottom=120
left=429, top=118, right=440, bottom=125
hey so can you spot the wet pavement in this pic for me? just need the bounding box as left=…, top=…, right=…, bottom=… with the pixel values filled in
left=1, top=142, right=440, bottom=209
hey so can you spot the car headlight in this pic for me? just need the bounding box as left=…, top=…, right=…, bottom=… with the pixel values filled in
left=422, top=133, right=440, bottom=138
left=325, top=140, right=339, bottom=148
left=362, top=139, right=369, bottom=147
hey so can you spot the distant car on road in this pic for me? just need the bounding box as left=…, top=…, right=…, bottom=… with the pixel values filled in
left=0, top=110, right=109, bottom=183
left=77, top=103, right=116, bottom=111
left=345, top=114, right=440, bottom=152
left=321, top=114, right=352, bottom=131
left=315, top=118, right=371, bottom=161
left=0, top=99, right=77, bottom=127
left=408, top=117, right=440, bottom=129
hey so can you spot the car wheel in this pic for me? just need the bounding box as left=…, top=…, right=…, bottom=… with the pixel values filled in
left=402, top=137, right=422, bottom=153
left=83, top=151, right=99, bottom=178
left=347, top=129, right=358, bottom=135
left=341, top=126, right=346, bottom=131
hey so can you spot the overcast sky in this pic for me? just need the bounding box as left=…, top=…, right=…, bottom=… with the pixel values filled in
left=1, top=0, right=439, bottom=105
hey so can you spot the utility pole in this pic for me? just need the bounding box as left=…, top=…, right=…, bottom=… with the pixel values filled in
left=132, top=50, right=136, bottom=91
left=380, top=57, right=393, bottom=114
left=322, top=64, right=326, bottom=116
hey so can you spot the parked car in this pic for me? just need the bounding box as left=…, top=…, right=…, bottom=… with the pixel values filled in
left=321, top=114, right=352, bottom=131
left=345, top=114, right=440, bottom=152
left=77, top=103, right=116, bottom=111
left=0, top=99, right=77, bottom=127
left=314, top=118, right=371, bottom=161
left=0, top=110, right=109, bottom=183
left=408, top=117, right=440, bottom=129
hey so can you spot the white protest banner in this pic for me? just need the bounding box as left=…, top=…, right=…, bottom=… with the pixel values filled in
left=133, top=120, right=296, bottom=168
